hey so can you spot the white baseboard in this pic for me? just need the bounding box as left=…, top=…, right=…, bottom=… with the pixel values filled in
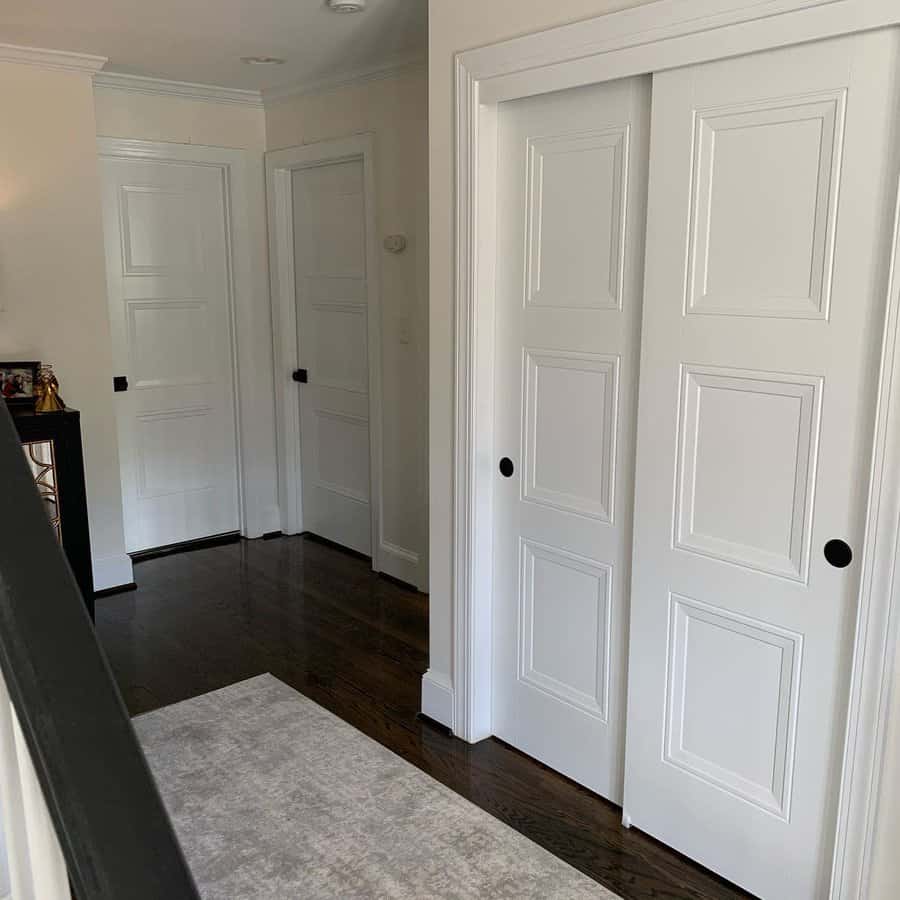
left=379, top=541, right=425, bottom=591
left=243, top=503, right=282, bottom=539
left=421, top=669, right=454, bottom=731
left=92, top=554, right=134, bottom=592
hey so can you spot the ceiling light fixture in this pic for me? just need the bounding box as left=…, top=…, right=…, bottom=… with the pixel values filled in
left=240, top=56, right=285, bottom=65
left=327, top=0, right=366, bottom=12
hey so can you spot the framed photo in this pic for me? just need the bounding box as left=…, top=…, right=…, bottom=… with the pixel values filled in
left=0, top=361, right=40, bottom=408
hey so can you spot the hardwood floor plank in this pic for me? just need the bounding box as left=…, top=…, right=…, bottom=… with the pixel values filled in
left=96, top=534, right=752, bottom=900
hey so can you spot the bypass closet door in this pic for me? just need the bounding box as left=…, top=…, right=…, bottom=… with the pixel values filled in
left=292, top=159, right=372, bottom=556
left=624, top=32, right=900, bottom=899
left=492, top=77, right=650, bottom=800
left=101, top=157, right=240, bottom=553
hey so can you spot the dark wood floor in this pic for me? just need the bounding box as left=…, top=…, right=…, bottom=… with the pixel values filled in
left=96, top=534, right=750, bottom=900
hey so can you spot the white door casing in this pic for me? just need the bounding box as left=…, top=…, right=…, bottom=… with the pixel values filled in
left=623, top=32, right=900, bottom=900
left=266, top=136, right=383, bottom=570
left=446, top=3, right=900, bottom=900
left=293, top=158, right=372, bottom=555
left=100, top=151, right=241, bottom=553
left=491, top=77, right=650, bottom=801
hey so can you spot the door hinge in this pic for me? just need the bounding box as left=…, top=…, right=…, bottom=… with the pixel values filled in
left=292, top=368, right=308, bottom=383
left=113, top=376, right=128, bottom=392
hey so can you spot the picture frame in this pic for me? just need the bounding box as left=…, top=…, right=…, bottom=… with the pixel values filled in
left=0, top=361, right=41, bottom=409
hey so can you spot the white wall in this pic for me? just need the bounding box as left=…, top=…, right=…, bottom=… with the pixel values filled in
left=0, top=61, right=131, bottom=591
left=93, top=86, right=280, bottom=540
left=426, top=1, right=900, bottom=895
left=94, top=88, right=265, bottom=150
left=266, top=67, right=429, bottom=589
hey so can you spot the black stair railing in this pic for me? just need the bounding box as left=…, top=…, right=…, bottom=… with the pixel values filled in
left=0, top=403, right=199, bottom=898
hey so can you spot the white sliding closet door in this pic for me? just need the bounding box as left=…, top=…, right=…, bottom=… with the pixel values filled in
left=492, top=77, right=650, bottom=801
left=624, top=32, right=900, bottom=899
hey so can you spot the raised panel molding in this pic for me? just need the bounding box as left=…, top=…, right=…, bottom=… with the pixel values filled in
left=126, top=300, right=215, bottom=389
left=120, top=185, right=204, bottom=276
left=518, top=539, right=611, bottom=721
left=674, top=364, right=822, bottom=581
left=664, top=593, right=803, bottom=820
left=523, top=349, right=619, bottom=522
left=313, top=408, right=370, bottom=504
left=525, top=126, right=629, bottom=309
left=310, top=303, right=369, bottom=394
left=136, top=408, right=214, bottom=499
left=685, top=90, right=846, bottom=319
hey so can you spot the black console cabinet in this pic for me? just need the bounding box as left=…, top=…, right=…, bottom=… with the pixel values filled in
left=11, top=408, right=94, bottom=618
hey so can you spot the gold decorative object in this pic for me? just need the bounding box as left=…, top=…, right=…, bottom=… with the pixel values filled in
left=23, top=440, right=61, bottom=540
left=34, top=364, right=64, bottom=413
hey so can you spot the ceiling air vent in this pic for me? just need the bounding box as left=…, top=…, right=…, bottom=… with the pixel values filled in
left=327, top=0, right=366, bottom=12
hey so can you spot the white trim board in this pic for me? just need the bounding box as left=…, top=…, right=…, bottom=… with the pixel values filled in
left=381, top=541, right=422, bottom=590
left=265, top=135, right=387, bottom=576
left=91, top=554, right=134, bottom=594
left=445, top=4, right=900, bottom=900
left=832, top=176, right=900, bottom=900
left=94, top=71, right=263, bottom=107
left=421, top=670, right=454, bottom=728
left=261, top=53, right=425, bottom=105
left=97, top=137, right=279, bottom=544
left=0, top=42, right=105, bottom=73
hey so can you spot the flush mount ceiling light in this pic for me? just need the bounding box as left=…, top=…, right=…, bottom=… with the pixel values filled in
left=327, top=0, right=366, bottom=12
left=240, top=56, right=285, bottom=65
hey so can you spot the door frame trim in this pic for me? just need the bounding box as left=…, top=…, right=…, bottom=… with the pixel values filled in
left=96, top=137, right=269, bottom=544
left=265, top=134, right=384, bottom=573
left=448, top=3, right=900, bottom=898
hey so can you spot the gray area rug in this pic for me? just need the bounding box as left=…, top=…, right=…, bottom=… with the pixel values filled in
left=133, top=674, right=619, bottom=899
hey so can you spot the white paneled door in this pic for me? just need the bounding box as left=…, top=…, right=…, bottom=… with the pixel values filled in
left=492, top=78, right=650, bottom=801
left=624, top=32, right=900, bottom=899
left=101, top=156, right=240, bottom=553
left=292, top=160, right=372, bottom=556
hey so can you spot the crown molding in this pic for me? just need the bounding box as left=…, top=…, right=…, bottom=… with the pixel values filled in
left=93, top=71, right=264, bottom=108
left=0, top=42, right=106, bottom=74
left=262, top=53, right=425, bottom=105
left=89, top=51, right=425, bottom=109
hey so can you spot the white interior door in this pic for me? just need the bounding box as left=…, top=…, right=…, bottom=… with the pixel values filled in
left=292, top=159, right=372, bottom=556
left=101, top=155, right=240, bottom=553
left=624, top=31, right=900, bottom=899
left=492, top=77, right=650, bottom=800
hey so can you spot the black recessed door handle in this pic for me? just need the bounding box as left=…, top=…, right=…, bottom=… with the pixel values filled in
left=113, top=375, right=128, bottom=392
left=292, top=368, right=308, bottom=383
left=824, top=539, right=852, bottom=568
left=499, top=457, right=515, bottom=478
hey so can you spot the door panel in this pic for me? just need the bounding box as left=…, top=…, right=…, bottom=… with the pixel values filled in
left=101, top=157, right=240, bottom=553
left=624, top=31, right=900, bottom=899
left=292, top=159, right=372, bottom=555
left=492, top=76, right=651, bottom=801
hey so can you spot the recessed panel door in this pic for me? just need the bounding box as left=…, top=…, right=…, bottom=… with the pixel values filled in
left=624, top=32, right=900, bottom=899
left=292, top=159, right=372, bottom=555
left=492, top=77, right=651, bottom=801
left=100, top=156, right=240, bottom=553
